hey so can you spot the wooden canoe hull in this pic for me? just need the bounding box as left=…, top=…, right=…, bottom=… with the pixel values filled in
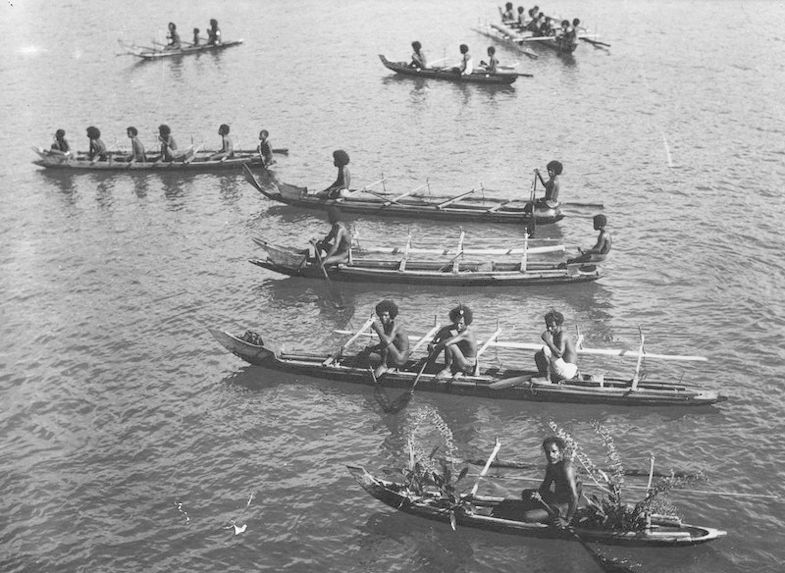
left=246, top=168, right=565, bottom=225
left=32, top=147, right=262, bottom=171
left=249, top=240, right=600, bottom=287
left=209, top=329, right=726, bottom=407
left=348, top=466, right=726, bottom=546
left=122, top=39, right=243, bottom=60
left=379, top=54, right=518, bottom=84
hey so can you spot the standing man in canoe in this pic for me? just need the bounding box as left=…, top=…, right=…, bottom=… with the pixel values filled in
left=409, top=41, right=427, bottom=69
left=566, top=214, right=611, bottom=265
left=453, top=44, right=474, bottom=76
left=86, top=126, right=107, bottom=161
left=157, top=124, right=178, bottom=162
left=166, top=22, right=181, bottom=49
left=208, top=124, right=234, bottom=161
left=534, top=310, right=578, bottom=383
left=207, top=19, right=221, bottom=45
left=366, top=299, right=411, bottom=379
left=126, top=126, right=147, bottom=163
left=315, top=150, right=351, bottom=199
left=428, top=304, right=478, bottom=379
left=518, top=436, right=581, bottom=527
left=257, top=129, right=275, bottom=167
left=313, top=206, right=352, bottom=269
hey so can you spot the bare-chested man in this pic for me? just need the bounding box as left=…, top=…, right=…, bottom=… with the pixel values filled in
left=519, top=436, right=580, bottom=527
left=429, top=304, right=478, bottom=379
left=367, top=300, right=411, bottom=378
left=566, top=214, right=611, bottom=265
left=534, top=310, right=577, bottom=382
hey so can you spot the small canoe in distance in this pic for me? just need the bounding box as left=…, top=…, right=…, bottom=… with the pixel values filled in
left=208, top=328, right=726, bottom=406
left=32, top=146, right=266, bottom=171
left=379, top=55, right=522, bottom=84
left=249, top=238, right=600, bottom=287
left=118, top=39, right=243, bottom=60
left=243, top=165, right=565, bottom=225
left=347, top=466, right=727, bottom=546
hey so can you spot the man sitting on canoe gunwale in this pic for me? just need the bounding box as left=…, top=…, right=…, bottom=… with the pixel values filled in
left=208, top=124, right=235, bottom=161
left=365, top=300, right=411, bottom=379
left=86, top=126, right=107, bottom=161
left=564, top=214, right=611, bottom=266
left=49, top=129, right=72, bottom=158
left=502, top=2, right=515, bottom=22
left=207, top=19, right=222, bottom=46
left=126, top=126, right=147, bottom=163
left=533, top=160, right=562, bottom=207
left=314, top=149, right=352, bottom=199
left=534, top=310, right=578, bottom=383
left=192, top=28, right=201, bottom=46
left=515, top=437, right=581, bottom=527
left=452, top=44, right=474, bottom=76
left=409, top=41, right=427, bottom=69
left=310, top=206, right=351, bottom=270
left=157, top=124, right=178, bottom=162
left=428, top=304, right=478, bottom=379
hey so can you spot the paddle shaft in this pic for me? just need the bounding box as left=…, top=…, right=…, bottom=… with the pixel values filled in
left=313, top=247, right=344, bottom=309
left=469, top=439, right=502, bottom=497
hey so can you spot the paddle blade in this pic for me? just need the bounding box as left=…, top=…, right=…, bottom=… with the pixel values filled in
left=384, top=390, right=414, bottom=414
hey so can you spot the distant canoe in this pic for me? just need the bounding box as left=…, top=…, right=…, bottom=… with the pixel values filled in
left=118, top=39, right=243, bottom=60
left=379, top=55, right=519, bottom=85
left=32, top=146, right=268, bottom=171
left=250, top=237, right=600, bottom=287
left=244, top=165, right=565, bottom=225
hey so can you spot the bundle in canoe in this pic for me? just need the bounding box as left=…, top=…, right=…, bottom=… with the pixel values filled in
left=379, top=55, right=521, bottom=84
left=347, top=465, right=726, bottom=546
left=209, top=322, right=726, bottom=406
left=117, top=39, right=243, bottom=60
left=31, top=146, right=283, bottom=172
left=243, top=165, right=567, bottom=225
left=249, top=234, right=600, bottom=288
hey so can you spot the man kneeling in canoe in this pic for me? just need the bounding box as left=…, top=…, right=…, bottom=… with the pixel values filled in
left=534, top=310, right=578, bottom=383
left=428, top=304, right=478, bottom=379
left=366, top=299, right=411, bottom=379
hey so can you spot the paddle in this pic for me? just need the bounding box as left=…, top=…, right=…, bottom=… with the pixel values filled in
left=382, top=349, right=439, bottom=414
left=466, top=438, right=502, bottom=498
left=532, top=495, right=635, bottom=573
left=312, top=244, right=345, bottom=309
left=580, top=37, right=611, bottom=48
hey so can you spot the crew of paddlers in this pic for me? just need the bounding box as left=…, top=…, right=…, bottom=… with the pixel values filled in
left=165, top=18, right=221, bottom=50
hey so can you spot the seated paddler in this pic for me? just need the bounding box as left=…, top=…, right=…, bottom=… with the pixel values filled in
left=309, top=206, right=351, bottom=270
left=518, top=436, right=581, bottom=527
left=365, top=299, right=411, bottom=379
left=534, top=310, right=578, bottom=383
left=534, top=160, right=563, bottom=207
left=565, top=214, right=611, bottom=266
left=409, top=41, right=427, bottom=69
left=314, top=150, right=352, bottom=199
left=428, top=304, right=478, bottom=379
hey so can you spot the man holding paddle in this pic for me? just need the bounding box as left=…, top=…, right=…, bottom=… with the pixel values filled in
left=311, top=207, right=351, bottom=270
left=366, top=300, right=410, bottom=379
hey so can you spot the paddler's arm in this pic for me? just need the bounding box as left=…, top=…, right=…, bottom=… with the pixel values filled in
left=324, top=225, right=347, bottom=259
left=560, top=462, right=580, bottom=526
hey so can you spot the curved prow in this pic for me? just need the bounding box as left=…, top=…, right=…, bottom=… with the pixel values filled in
left=242, top=163, right=282, bottom=200
left=208, top=328, right=275, bottom=365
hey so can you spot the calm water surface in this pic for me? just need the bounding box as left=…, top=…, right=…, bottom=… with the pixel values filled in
left=1, top=1, right=784, bottom=572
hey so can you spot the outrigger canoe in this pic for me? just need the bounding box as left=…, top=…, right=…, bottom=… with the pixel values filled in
left=250, top=237, right=600, bottom=287
left=379, top=55, right=522, bottom=84
left=32, top=146, right=283, bottom=172
left=208, top=323, right=726, bottom=406
left=118, top=39, right=243, bottom=60
left=243, top=165, right=567, bottom=225
left=347, top=466, right=726, bottom=546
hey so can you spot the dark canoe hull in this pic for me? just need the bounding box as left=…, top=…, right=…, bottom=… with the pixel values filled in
left=347, top=466, right=726, bottom=547
left=124, top=39, right=243, bottom=60
left=481, top=23, right=577, bottom=55
left=379, top=55, right=518, bottom=85
left=32, top=147, right=262, bottom=171
left=209, top=329, right=726, bottom=406
left=249, top=239, right=600, bottom=287
left=245, top=167, right=565, bottom=225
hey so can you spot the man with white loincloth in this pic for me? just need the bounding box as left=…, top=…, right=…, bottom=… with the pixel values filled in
left=534, top=310, right=578, bottom=382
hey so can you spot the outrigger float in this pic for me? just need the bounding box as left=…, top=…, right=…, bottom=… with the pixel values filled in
left=209, top=318, right=726, bottom=407
left=242, top=165, right=581, bottom=225
left=32, top=146, right=288, bottom=172
left=378, top=55, right=524, bottom=85
left=347, top=465, right=726, bottom=546
left=249, top=231, right=601, bottom=287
